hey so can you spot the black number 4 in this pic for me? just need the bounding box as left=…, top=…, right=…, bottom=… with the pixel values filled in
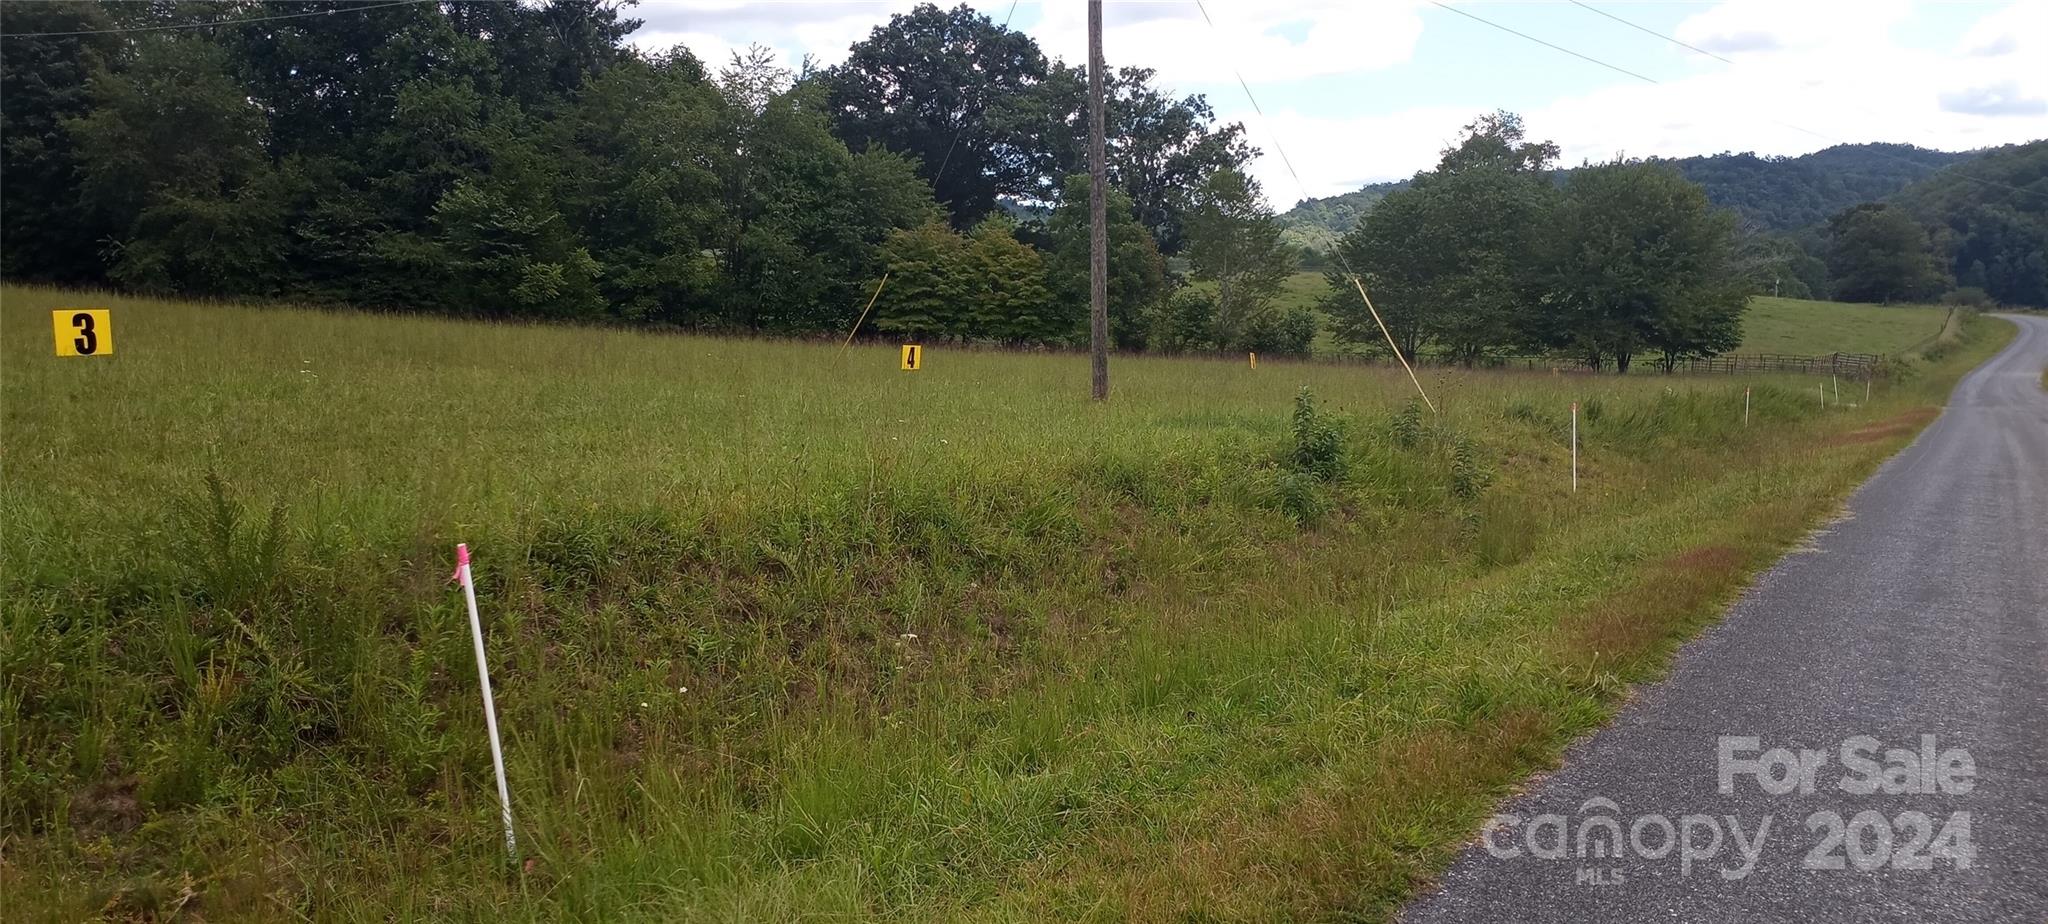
left=72, top=312, right=97, bottom=355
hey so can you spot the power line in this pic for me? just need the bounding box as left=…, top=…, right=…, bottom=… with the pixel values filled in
left=1566, top=0, right=2031, bottom=197
left=1, top=0, right=433, bottom=39
left=1426, top=0, right=1662, bottom=86
left=1433, top=1, right=2023, bottom=196
left=1190, top=0, right=1437, bottom=414
left=1191, top=1, right=1308, bottom=197
left=1565, top=0, right=1732, bottom=64
left=929, top=0, right=1021, bottom=209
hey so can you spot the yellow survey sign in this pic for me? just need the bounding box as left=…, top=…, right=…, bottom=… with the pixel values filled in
left=901, top=344, right=923, bottom=370
left=52, top=309, right=113, bottom=357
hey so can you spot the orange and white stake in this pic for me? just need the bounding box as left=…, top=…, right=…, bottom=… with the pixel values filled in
left=1570, top=402, right=1579, bottom=493
left=1744, top=386, right=1751, bottom=427
left=453, top=543, right=516, bottom=856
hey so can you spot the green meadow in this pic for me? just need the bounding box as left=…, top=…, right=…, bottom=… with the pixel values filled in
left=1270, top=270, right=1955, bottom=361
left=1733, top=296, right=1952, bottom=355
left=0, top=285, right=2011, bottom=920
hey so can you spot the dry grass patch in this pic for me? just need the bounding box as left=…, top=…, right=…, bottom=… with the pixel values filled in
left=1822, top=407, right=1941, bottom=446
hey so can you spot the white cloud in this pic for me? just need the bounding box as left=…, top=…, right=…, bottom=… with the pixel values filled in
left=628, top=0, right=1004, bottom=71
left=1940, top=81, right=2048, bottom=117
left=1957, top=1, right=2048, bottom=57
left=630, top=0, right=1425, bottom=85
left=1237, top=0, right=2048, bottom=201
left=1674, top=0, right=1912, bottom=55
left=1029, top=0, right=1424, bottom=87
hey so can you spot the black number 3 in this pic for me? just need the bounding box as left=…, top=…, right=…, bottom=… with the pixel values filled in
left=72, top=312, right=97, bottom=355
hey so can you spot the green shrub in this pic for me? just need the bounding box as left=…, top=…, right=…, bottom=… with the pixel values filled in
left=1449, top=434, right=1486, bottom=501
left=1941, top=287, right=1995, bottom=308
left=1288, top=387, right=1348, bottom=481
left=1270, top=470, right=1332, bottom=525
left=1391, top=399, right=1425, bottom=449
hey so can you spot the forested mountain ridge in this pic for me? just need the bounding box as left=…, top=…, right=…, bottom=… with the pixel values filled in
left=1281, top=180, right=1410, bottom=234
left=1282, top=143, right=1972, bottom=235
left=1670, top=143, right=1972, bottom=231
left=1284, top=139, right=2046, bottom=307
left=1896, top=140, right=2048, bottom=306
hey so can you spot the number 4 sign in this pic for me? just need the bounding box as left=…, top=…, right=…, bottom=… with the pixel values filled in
left=52, top=309, right=113, bottom=357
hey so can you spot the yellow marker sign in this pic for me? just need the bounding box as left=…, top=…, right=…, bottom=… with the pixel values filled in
left=1249, top=352, right=1258, bottom=369
left=52, top=309, right=113, bottom=357
left=900, top=344, right=923, bottom=370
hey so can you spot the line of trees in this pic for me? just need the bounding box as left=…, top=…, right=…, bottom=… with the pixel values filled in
left=1682, top=141, right=2048, bottom=310
left=1321, top=114, right=1747, bottom=372
left=3, top=1, right=1309, bottom=349
left=1290, top=140, right=2048, bottom=312
left=6, top=3, right=1836, bottom=364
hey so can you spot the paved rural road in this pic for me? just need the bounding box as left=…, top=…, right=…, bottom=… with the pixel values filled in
left=1404, top=314, right=2048, bottom=923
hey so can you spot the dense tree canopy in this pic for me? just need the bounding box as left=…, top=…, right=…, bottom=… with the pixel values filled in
left=1898, top=141, right=2048, bottom=307
left=0, top=1, right=120, bottom=284
left=11, top=0, right=1999, bottom=359
left=825, top=4, right=1062, bottom=227
left=1664, top=144, right=1967, bottom=232
left=1320, top=117, right=1746, bottom=370
left=1046, top=174, right=1165, bottom=349
left=823, top=5, right=1249, bottom=246
left=1288, top=139, right=2044, bottom=308
left=1825, top=203, right=1949, bottom=304
left=1539, top=162, right=1747, bottom=372
left=0, top=0, right=1268, bottom=342
left=1323, top=113, right=1558, bottom=360
left=1182, top=168, right=1301, bottom=351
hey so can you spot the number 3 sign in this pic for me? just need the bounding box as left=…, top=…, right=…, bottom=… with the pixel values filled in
left=52, top=309, right=113, bottom=357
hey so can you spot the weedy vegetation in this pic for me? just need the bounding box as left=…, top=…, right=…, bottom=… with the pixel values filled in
left=0, top=285, right=2013, bottom=921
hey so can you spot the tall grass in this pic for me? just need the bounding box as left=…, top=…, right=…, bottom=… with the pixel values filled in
left=0, top=284, right=2012, bottom=920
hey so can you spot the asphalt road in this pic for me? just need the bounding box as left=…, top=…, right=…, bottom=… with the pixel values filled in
left=1404, top=314, right=2048, bottom=923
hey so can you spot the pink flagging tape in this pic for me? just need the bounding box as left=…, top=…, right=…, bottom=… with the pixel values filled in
left=451, top=542, right=471, bottom=584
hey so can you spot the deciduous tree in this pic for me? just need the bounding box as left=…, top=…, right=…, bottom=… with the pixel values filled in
left=1324, top=112, right=1558, bottom=362
left=1825, top=203, right=1948, bottom=303
left=826, top=3, right=1060, bottom=226
left=1539, top=160, right=1747, bottom=372
left=1183, top=168, right=1294, bottom=350
left=1047, top=174, right=1165, bottom=348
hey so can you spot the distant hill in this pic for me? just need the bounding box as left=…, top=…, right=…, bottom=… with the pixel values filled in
left=1278, top=180, right=1408, bottom=255
left=1282, top=143, right=1975, bottom=239
left=1663, top=143, right=1972, bottom=231
left=1893, top=140, right=2048, bottom=306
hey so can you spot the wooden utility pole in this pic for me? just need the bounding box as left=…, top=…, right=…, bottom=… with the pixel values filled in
left=1087, top=0, right=1109, bottom=401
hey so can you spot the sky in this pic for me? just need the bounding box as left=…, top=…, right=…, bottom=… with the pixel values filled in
left=626, top=0, right=2048, bottom=208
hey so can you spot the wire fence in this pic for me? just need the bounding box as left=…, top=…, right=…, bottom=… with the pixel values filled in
left=1660, top=352, right=1886, bottom=378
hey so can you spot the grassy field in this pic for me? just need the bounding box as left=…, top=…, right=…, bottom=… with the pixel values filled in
left=0, top=284, right=2012, bottom=920
left=1276, top=272, right=1952, bottom=360
left=1731, top=296, right=1950, bottom=355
